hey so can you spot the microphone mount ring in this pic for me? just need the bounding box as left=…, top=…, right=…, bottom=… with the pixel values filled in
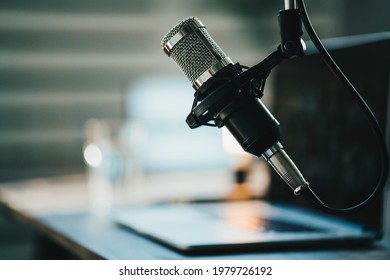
left=185, top=42, right=291, bottom=129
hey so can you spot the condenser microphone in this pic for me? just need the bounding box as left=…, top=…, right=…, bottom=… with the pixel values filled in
left=161, top=17, right=312, bottom=199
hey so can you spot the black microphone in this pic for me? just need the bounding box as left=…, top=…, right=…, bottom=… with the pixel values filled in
left=161, top=17, right=312, bottom=197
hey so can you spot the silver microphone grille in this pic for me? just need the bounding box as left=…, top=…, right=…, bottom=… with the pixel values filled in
left=161, top=17, right=233, bottom=89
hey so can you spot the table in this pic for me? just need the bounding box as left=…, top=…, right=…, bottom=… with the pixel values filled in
left=1, top=174, right=389, bottom=260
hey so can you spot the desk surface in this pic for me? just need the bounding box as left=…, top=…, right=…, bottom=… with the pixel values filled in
left=1, top=174, right=389, bottom=260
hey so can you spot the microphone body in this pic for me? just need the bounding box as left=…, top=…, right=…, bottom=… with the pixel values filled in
left=161, top=17, right=310, bottom=195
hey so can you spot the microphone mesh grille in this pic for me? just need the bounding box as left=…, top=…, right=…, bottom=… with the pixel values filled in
left=161, top=17, right=228, bottom=84
left=161, top=17, right=195, bottom=47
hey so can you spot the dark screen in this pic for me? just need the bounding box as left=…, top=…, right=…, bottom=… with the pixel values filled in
left=270, top=33, right=390, bottom=233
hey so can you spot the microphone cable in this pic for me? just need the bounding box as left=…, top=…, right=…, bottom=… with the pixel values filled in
left=295, top=0, right=389, bottom=214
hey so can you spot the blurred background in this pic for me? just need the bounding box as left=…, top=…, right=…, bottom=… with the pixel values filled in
left=0, top=0, right=389, bottom=259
